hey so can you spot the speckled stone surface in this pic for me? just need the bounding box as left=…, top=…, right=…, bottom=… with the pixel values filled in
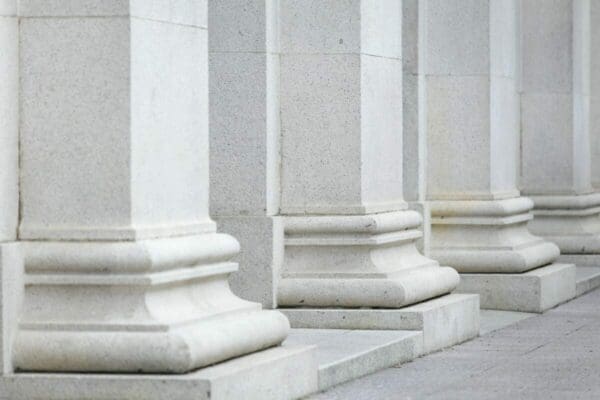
left=309, top=288, right=600, bottom=400
left=457, top=263, right=576, bottom=313
left=0, top=345, right=318, bottom=400
left=285, top=329, right=422, bottom=390
left=281, top=293, right=480, bottom=354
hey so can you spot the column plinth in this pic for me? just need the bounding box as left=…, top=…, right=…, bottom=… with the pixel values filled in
left=278, top=211, right=459, bottom=308
left=529, top=193, right=600, bottom=257
left=13, top=234, right=289, bottom=373
left=430, top=198, right=559, bottom=273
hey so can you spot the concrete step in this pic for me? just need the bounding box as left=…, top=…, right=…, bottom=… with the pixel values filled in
left=575, top=266, right=600, bottom=296
left=283, top=329, right=422, bottom=391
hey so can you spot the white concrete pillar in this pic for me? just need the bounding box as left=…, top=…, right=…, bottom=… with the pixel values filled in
left=276, top=0, right=459, bottom=310
left=0, top=1, right=17, bottom=242
left=426, top=0, right=559, bottom=272
left=424, top=0, right=573, bottom=312
left=13, top=0, right=289, bottom=373
left=520, top=0, right=599, bottom=264
left=593, top=1, right=600, bottom=191
left=209, top=0, right=282, bottom=308
left=0, top=0, right=21, bottom=374
left=402, top=0, right=431, bottom=255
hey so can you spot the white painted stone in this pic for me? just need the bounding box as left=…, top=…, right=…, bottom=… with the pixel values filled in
left=279, top=52, right=406, bottom=214
left=279, top=0, right=401, bottom=59
left=0, top=243, right=21, bottom=374
left=424, top=0, right=520, bottom=199
left=424, top=0, right=560, bottom=284
left=456, top=263, right=576, bottom=313
left=591, top=0, right=600, bottom=189
left=15, top=1, right=295, bottom=375
left=208, top=0, right=284, bottom=308
left=284, top=329, right=422, bottom=390
left=216, top=216, right=283, bottom=308
left=19, top=0, right=207, bottom=27
left=276, top=0, right=463, bottom=320
left=402, top=0, right=431, bottom=255
left=208, top=1, right=463, bottom=317
left=529, top=193, right=600, bottom=255
left=0, top=12, right=18, bottom=241
left=279, top=1, right=404, bottom=214
left=572, top=265, right=600, bottom=296
left=426, top=75, right=494, bottom=198
left=0, top=0, right=16, bottom=16
left=209, top=0, right=277, bottom=53
left=521, top=93, right=578, bottom=193
left=14, top=236, right=291, bottom=373
left=0, top=345, right=318, bottom=400
left=209, top=51, right=280, bottom=216
left=281, top=294, right=480, bottom=354
left=520, top=0, right=599, bottom=260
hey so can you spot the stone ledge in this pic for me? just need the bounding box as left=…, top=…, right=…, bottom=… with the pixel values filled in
left=456, top=263, right=576, bottom=313
left=566, top=264, right=600, bottom=296
left=0, top=345, right=317, bottom=400
left=284, top=329, right=422, bottom=391
left=280, top=293, right=480, bottom=354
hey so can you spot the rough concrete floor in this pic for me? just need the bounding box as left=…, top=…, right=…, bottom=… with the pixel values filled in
left=309, top=288, right=600, bottom=400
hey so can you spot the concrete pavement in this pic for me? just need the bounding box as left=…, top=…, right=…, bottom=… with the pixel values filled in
left=309, top=288, right=600, bottom=400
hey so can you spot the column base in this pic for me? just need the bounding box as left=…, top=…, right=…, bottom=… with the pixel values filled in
left=13, top=234, right=290, bottom=373
left=430, top=197, right=560, bottom=273
left=455, top=263, right=576, bottom=312
left=529, top=193, right=600, bottom=254
left=278, top=211, right=460, bottom=308
left=280, top=293, right=480, bottom=354
left=0, top=345, right=317, bottom=400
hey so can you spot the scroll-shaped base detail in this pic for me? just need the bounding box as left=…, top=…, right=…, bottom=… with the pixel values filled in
left=13, top=234, right=290, bottom=373
left=430, top=197, right=560, bottom=273
left=529, top=193, right=600, bottom=254
left=278, top=211, right=460, bottom=308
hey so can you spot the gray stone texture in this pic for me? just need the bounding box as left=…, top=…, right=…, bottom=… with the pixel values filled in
left=310, top=288, right=600, bottom=400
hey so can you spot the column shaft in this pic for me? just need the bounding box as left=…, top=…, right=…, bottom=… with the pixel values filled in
left=0, top=0, right=20, bottom=375
left=209, top=0, right=282, bottom=308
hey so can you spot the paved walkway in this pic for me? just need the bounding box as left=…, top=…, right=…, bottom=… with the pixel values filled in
left=309, top=288, right=600, bottom=400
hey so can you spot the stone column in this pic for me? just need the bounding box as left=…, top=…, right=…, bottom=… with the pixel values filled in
left=276, top=0, right=459, bottom=309
left=425, top=0, right=574, bottom=312
left=209, top=0, right=282, bottom=308
left=0, top=0, right=21, bottom=374
left=520, top=0, right=599, bottom=266
left=210, top=0, right=479, bottom=353
left=403, top=0, right=431, bottom=255
left=593, top=1, right=600, bottom=192
left=275, top=2, right=481, bottom=350
left=13, top=0, right=290, bottom=374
